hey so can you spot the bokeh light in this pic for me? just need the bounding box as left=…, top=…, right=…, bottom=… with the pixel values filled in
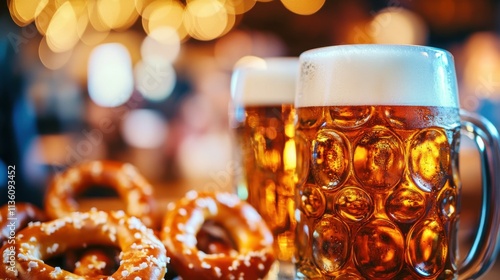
left=8, top=0, right=48, bottom=26
left=34, top=0, right=58, bottom=35
left=371, top=7, right=428, bottom=45
left=280, top=0, right=325, bottom=16
left=143, top=0, right=186, bottom=40
left=460, top=32, right=500, bottom=111
left=8, top=0, right=330, bottom=58
left=38, top=36, right=73, bottom=70
left=45, top=1, right=80, bottom=52
left=184, top=0, right=230, bottom=41
left=121, top=109, right=167, bottom=149
left=135, top=59, right=177, bottom=102
left=224, top=0, right=257, bottom=15
left=77, top=17, right=110, bottom=47
left=233, top=55, right=266, bottom=69
left=87, top=1, right=111, bottom=32
left=97, top=0, right=139, bottom=31
left=141, top=26, right=181, bottom=64
left=87, top=43, right=134, bottom=107
left=135, top=0, right=155, bottom=14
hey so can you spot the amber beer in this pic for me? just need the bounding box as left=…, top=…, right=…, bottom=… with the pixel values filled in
left=296, top=105, right=460, bottom=279
left=294, top=45, right=500, bottom=279
left=234, top=104, right=295, bottom=261
left=231, top=58, right=298, bottom=266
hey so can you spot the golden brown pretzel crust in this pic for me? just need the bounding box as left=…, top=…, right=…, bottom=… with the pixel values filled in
left=72, top=247, right=118, bottom=277
left=161, top=191, right=275, bottom=280
left=0, top=202, right=46, bottom=246
left=4, top=209, right=168, bottom=279
left=45, top=160, right=158, bottom=228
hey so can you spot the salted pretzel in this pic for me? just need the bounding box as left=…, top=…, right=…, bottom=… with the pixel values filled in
left=70, top=247, right=119, bottom=276
left=161, top=191, right=275, bottom=280
left=0, top=202, right=46, bottom=246
left=3, top=209, right=168, bottom=279
left=45, top=160, right=158, bottom=228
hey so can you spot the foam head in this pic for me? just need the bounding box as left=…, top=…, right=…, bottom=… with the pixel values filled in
left=296, top=44, right=459, bottom=108
left=231, top=57, right=299, bottom=106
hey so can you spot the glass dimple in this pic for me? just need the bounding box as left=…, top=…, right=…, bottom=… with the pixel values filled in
left=409, top=128, right=450, bottom=192
left=354, top=219, right=405, bottom=279
left=439, top=188, right=457, bottom=220
left=386, top=185, right=426, bottom=223
left=295, top=260, right=323, bottom=280
left=334, top=273, right=366, bottom=280
left=335, top=186, right=373, bottom=223
left=312, top=129, right=349, bottom=190
left=407, top=219, right=447, bottom=278
left=329, top=106, right=374, bottom=128
left=294, top=131, right=310, bottom=187
left=312, top=215, right=350, bottom=275
left=300, top=184, right=326, bottom=218
left=297, top=106, right=324, bottom=129
left=295, top=105, right=461, bottom=279
left=353, top=128, right=404, bottom=191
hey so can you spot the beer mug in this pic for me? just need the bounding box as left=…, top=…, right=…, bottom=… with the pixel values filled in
left=230, top=57, right=298, bottom=276
left=294, top=45, right=500, bottom=279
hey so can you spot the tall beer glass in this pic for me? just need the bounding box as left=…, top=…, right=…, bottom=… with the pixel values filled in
left=231, top=57, right=298, bottom=277
left=294, top=45, right=500, bottom=279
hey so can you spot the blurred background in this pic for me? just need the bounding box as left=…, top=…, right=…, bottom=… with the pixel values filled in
left=1, top=0, right=500, bottom=273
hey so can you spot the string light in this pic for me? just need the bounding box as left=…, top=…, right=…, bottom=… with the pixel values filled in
left=45, top=1, right=79, bottom=52
left=8, top=0, right=323, bottom=47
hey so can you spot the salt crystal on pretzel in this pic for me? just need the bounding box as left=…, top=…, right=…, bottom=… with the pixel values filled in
left=2, top=209, right=168, bottom=279
left=161, top=192, right=275, bottom=280
left=44, top=160, right=158, bottom=229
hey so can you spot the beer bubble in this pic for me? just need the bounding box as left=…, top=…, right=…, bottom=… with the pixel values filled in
left=312, top=215, right=350, bottom=275
left=409, top=128, right=450, bottom=192
left=334, top=186, right=373, bottom=223
left=438, top=188, right=457, bottom=219
left=386, top=185, right=426, bottom=223
left=312, top=129, right=349, bottom=190
left=354, top=219, right=404, bottom=279
left=353, top=128, right=404, bottom=191
left=329, top=106, right=374, bottom=129
left=407, top=219, right=447, bottom=277
left=299, top=184, right=326, bottom=218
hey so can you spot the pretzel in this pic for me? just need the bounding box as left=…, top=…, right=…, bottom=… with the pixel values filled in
left=0, top=202, right=46, bottom=246
left=69, top=247, right=118, bottom=277
left=161, top=191, right=275, bottom=280
left=4, top=209, right=168, bottom=279
left=45, top=160, right=158, bottom=228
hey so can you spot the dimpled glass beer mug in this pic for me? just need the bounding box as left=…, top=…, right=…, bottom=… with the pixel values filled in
left=231, top=57, right=298, bottom=275
left=294, top=45, right=500, bottom=279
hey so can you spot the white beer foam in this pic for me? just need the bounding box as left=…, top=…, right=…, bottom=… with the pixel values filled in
left=231, top=57, right=298, bottom=106
left=296, top=44, right=459, bottom=108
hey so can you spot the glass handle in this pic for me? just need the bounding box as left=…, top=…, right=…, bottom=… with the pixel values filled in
left=459, top=110, right=500, bottom=280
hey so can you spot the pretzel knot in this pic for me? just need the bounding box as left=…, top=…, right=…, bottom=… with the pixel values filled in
left=45, top=160, right=158, bottom=229
left=161, top=191, right=275, bottom=280
left=2, top=209, right=168, bottom=279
